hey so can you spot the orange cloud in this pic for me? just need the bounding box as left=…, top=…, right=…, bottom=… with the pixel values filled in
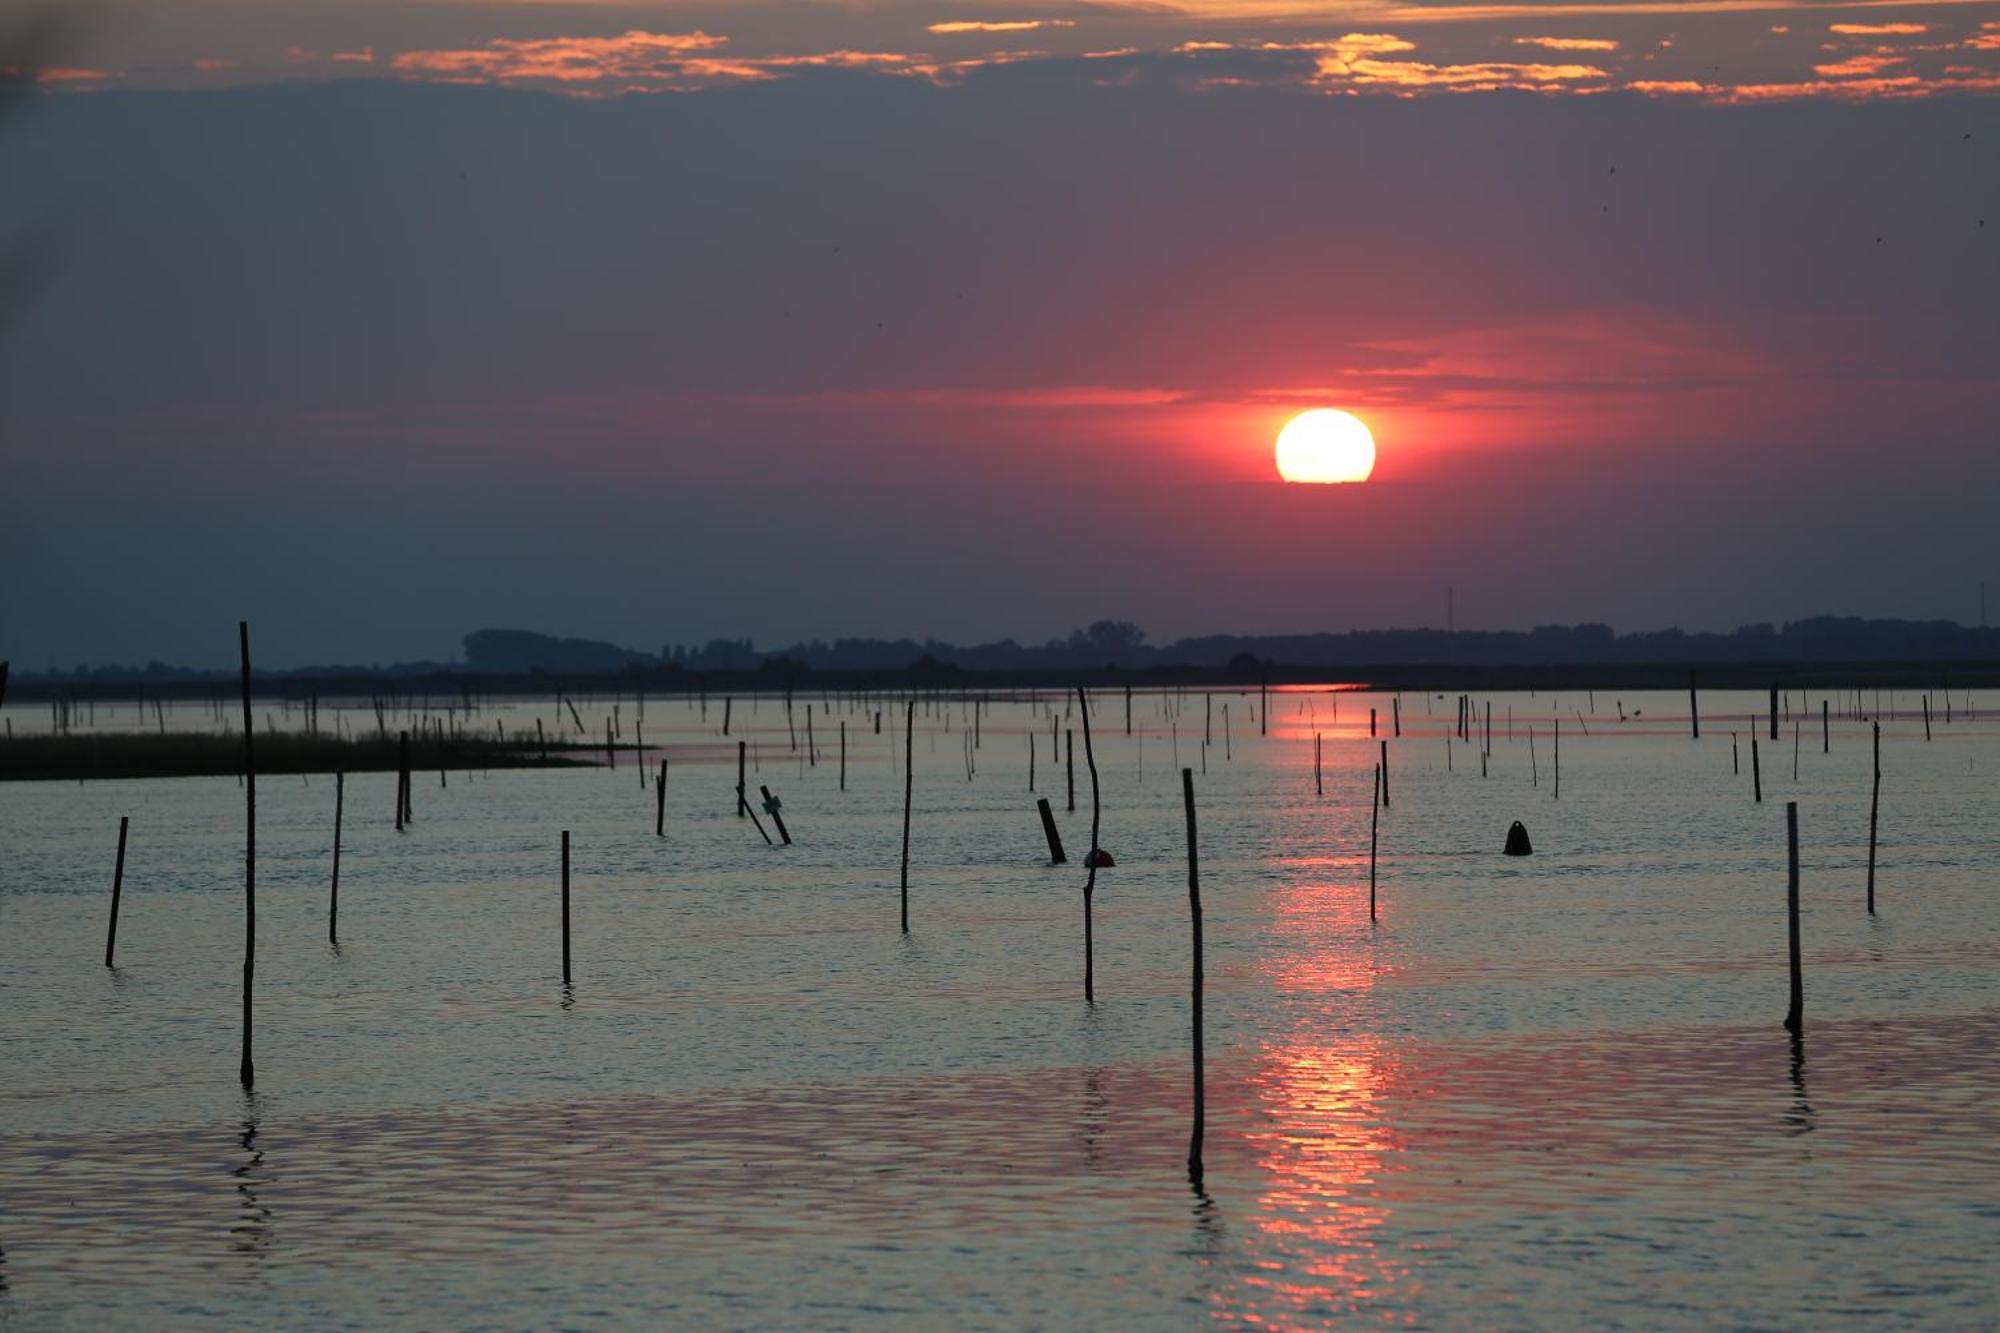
left=1813, top=50, right=1903, bottom=75
left=1721, top=71, right=2000, bottom=98
left=927, top=20, right=1075, bottom=33
left=1828, top=22, right=1927, bottom=33
left=1313, top=33, right=1605, bottom=89
left=330, top=48, right=376, bottom=65
left=391, top=30, right=730, bottom=86
left=1513, top=36, right=1620, bottom=50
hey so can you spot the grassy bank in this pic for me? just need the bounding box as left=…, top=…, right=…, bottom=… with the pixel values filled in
left=0, top=732, right=597, bottom=782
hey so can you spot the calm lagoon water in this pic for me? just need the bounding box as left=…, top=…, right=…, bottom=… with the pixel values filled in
left=2, top=688, right=1996, bottom=1328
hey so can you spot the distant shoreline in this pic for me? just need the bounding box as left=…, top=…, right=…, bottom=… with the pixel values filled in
left=6, top=658, right=1999, bottom=706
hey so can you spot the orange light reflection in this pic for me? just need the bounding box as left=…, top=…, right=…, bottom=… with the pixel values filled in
left=1213, top=879, right=1415, bottom=1325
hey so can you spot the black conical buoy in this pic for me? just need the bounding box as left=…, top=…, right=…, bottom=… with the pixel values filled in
left=1503, top=820, right=1533, bottom=856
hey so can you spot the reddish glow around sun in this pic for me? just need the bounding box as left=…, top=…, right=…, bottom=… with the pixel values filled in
left=1276, top=409, right=1376, bottom=483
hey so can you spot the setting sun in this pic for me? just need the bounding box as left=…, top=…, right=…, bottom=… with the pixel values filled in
left=1276, top=409, right=1376, bottom=484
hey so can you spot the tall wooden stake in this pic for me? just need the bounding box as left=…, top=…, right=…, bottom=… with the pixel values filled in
left=1182, top=766, right=1205, bottom=1182
left=561, top=830, right=572, bottom=986
left=656, top=758, right=667, bottom=836
left=238, top=621, right=256, bottom=1088
left=1866, top=722, right=1880, bottom=915
left=1784, top=801, right=1802, bottom=1033
left=900, top=699, right=914, bottom=934
left=1752, top=737, right=1763, bottom=802
left=1688, top=670, right=1700, bottom=740
left=1369, top=763, right=1380, bottom=923
left=105, top=815, right=129, bottom=967
left=1080, top=684, right=1102, bottom=1004
left=330, top=772, right=343, bottom=941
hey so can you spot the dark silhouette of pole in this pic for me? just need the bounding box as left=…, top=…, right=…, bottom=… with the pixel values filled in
left=900, top=699, right=914, bottom=934
left=1066, top=729, right=1075, bottom=812
left=736, top=740, right=748, bottom=817
left=1867, top=722, right=1881, bottom=915
left=840, top=720, right=847, bottom=791
left=1752, top=738, right=1763, bottom=802
left=1037, top=797, right=1066, bottom=864
left=759, top=786, right=791, bottom=845
left=1770, top=684, right=1779, bottom=741
left=1689, top=670, right=1700, bottom=740
left=561, top=830, right=572, bottom=986
left=330, top=772, right=343, bottom=942
left=1378, top=739, right=1390, bottom=807
left=1822, top=699, right=1829, bottom=754
left=1079, top=684, right=1102, bottom=1003
left=655, top=759, right=667, bottom=836
left=238, top=621, right=256, bottom=1089
left=1369, top=763, right=1380, bottom=923
left=105, top=815, right=129, bottom=967
left=1784, top=801, right=1802, bottom=1034
left=1182, top=766, right=1205, bottom=1182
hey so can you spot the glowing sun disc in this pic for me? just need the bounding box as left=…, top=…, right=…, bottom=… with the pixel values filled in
left=1276, top=409, right=1376, bottom=483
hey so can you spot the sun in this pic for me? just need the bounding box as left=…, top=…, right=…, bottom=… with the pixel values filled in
left=1275, top=409, right=1376, bottom=484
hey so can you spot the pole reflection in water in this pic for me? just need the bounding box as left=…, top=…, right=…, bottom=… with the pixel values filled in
left=230, top=1093, right=273, bottom=1263
left=1784, top=1032, right=1815, bottom=1141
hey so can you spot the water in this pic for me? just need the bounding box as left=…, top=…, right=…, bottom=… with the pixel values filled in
left=3, top=688, right=1996, bottom=1328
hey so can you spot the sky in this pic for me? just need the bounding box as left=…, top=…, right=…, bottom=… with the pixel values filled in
left=1, top=0, right=1997, bottom=668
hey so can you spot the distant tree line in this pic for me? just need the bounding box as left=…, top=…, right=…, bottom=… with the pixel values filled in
left=19, top=616, right=2000, bottom=683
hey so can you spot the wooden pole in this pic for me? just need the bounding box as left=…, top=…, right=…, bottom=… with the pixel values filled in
left=1079, top=684, right=1102, bottom=1004
left=105, top=815, right=129, bottom=967
left=1392, top=696, right=1401, bottom=737
left=1689, top=670, right=1700, bottom=740
left=330, top=772, right=343, bottom=941
left=1866, top=721, right=1880, bottom=915
left=737, top=740, right=748, bottom=817
left=900, top=698, right=914, bottom=934
left=1922, top=694, right=1931, bottom=741
left=1752, top=738, right=1763, bottom=802
left=1315, top=732, right=1323, bottom=795
left=561, top=830, right=571, bottom=986
left=1379, top=739, right=1390, bottom=807
left=1732, top=731, right=1739, bottom=774
left=1553, top=719, right=1561, bottom=801
left=840, top=721, right=847, bottom=792
left=1784, top=801, right=1802, bottom=1033
left=656, top=759, right=667, bottom=836
left=1369, top=763, right=1380, bottom=924
left=1037, top=797, right=1067, bottom=864
left=759, top=786, right=791, bottom=845
left=1066, top=729, right=1076, bottom=812
left=238, top=621, right=255, bottom=1089
left=1822, top=699, right=1829, bottom=754
left=1182, top=766, right=1205, bottom=1182
left=1769, top=684, right=1779, bottom=741
left=723, top=697, right=732, bottom=736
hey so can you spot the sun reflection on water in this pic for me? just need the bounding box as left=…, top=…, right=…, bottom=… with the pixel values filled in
left=1215, top=878, right=1416, bottom=1325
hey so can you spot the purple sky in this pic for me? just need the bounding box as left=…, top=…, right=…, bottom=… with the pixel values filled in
left=1, top=1, right=1996, bottom=667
